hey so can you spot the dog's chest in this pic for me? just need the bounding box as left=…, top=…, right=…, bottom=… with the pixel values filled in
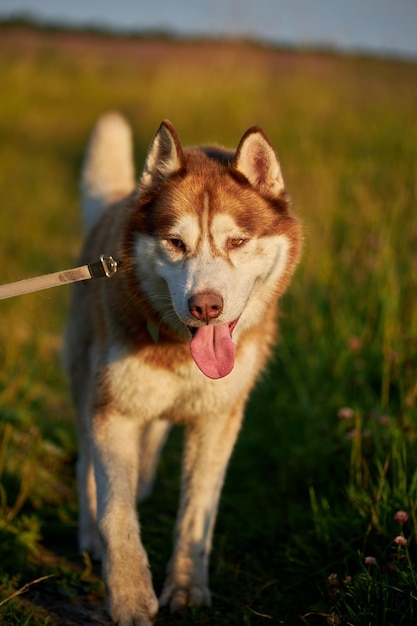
left=104, top=340, right=260, bottom=423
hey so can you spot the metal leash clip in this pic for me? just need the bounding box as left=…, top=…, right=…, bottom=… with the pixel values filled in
left=0, top=254, right=119, bottom=301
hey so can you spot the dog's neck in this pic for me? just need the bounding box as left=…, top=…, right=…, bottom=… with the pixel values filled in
left=146, top=319, right=159, bottom=344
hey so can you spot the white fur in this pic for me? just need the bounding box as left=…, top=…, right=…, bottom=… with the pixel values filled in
left=81, top=111, right=135, bottom=231
left=80, top=339, right=261, bottom=621
left=135, top=211, right=290, bottom=335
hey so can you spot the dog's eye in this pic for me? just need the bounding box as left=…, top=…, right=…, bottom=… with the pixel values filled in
left=227, top=238, right=247, bottom=249
left=168, top=238, right=186, bottom=252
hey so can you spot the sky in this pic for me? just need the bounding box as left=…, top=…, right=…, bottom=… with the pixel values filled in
left=0, top=0, right=416, bottom=60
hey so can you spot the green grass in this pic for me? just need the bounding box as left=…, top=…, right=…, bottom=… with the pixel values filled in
left=0, top=21, right=417, bottom=625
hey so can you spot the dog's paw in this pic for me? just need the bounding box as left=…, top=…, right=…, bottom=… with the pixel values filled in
left=159, top=582, right=211, bottom=613
left=109, top=587, right=159, bottom=626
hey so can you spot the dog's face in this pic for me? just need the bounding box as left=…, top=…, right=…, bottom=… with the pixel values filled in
left=129, top=122, right=301, bottom=378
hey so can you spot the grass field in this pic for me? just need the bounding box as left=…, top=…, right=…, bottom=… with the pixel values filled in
left=0, top=22, right=417, bottom=626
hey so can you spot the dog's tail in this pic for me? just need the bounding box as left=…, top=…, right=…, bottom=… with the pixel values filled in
left=80, top=111, right=135, bottom=232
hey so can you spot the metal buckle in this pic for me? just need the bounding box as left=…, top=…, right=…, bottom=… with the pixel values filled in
left=100, top=255, right=118, bottom=278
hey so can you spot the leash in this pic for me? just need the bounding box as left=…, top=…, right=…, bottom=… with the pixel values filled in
left=0, top=255, right=118, bottom=300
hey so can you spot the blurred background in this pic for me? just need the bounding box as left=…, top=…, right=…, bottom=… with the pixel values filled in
left=0, top=2, right=417, bottom=625
left=1, top=0, right=417, bottom=59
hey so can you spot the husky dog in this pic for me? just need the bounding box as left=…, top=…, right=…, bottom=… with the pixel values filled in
left=64, top=112, right=302, bottom=625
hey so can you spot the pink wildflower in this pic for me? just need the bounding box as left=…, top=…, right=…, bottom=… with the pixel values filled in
left=394, top=510, right=409, bottom=523
left=338, top=407, right=354, bottom=420
left=365, top=556, right=377, bottom=565
left=379, top=415, right=390, bottom=426
left=348, top=336, right=362, bottom=353
left=394, top=536, right=408, bottom=546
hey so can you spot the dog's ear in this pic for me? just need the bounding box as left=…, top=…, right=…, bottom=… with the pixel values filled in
left=140, top=120, right=185, bottom=192
left=234, top=127, right=285, bottom=199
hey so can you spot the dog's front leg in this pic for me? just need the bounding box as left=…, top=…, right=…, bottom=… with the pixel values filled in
left=160, top=404, right=244, bottom=612
left=92, top=411, right=158, bottom=626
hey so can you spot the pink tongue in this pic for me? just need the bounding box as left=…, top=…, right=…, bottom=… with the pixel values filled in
left=190, top=324, right=236, bottom=379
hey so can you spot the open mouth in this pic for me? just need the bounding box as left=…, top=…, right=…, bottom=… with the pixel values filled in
left=187, top=319, right=239, bottom=380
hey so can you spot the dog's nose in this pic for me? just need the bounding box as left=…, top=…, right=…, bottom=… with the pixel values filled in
left=188, top=292, right=224, bottom=323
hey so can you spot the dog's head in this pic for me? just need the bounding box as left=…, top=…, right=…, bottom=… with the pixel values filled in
left=125, top=121, right=301, bottom=379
